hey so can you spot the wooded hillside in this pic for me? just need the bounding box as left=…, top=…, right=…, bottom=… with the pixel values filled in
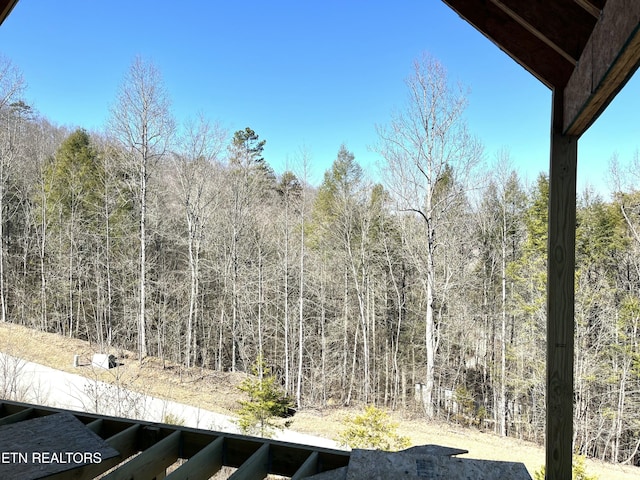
left=0, top=54, right=639, bottom=467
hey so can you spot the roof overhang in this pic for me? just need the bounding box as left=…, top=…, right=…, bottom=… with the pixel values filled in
left=0, top=0, right=18, bottom=26
left=441, top=0, right=640, bottom=136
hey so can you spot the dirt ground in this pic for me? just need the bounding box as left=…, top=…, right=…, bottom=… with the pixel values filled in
left=1, top=322, right=638, bottom=479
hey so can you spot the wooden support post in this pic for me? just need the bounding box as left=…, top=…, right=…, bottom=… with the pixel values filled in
left=546, top=91, right=577, bottom=480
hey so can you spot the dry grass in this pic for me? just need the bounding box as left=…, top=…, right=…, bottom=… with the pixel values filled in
left=1, top=322, right=639, bottom=479
left=0, top=322, right=246, bottom=416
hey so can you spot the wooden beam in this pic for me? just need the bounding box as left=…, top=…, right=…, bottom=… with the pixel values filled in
left=0, top=0, right=18, bottom=26
left=291, top=451, right=319, bottom=480
left=164, top=436, right=224, bottom=480
left=228, top=442, right=271, bottom=480
left=102, top=429, right=181, bottom=480
left=574, top=0, right=604, bottom=19
left=564, top=0, right=640, bottom=136
left=488, top=0, right=594, bottom=64
left=104, top=423, right=140, bottom=458
left=441, top=0, right=575, bottom=88
left=546, top=91, right=577, bottom=480
left=0, top=407, right=33, bottom=427
left=85, top=418, right=103, bottom=433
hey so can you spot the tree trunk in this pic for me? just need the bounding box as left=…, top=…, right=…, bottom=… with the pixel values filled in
left=500, top=207, right=508, bottom=436
left=424, top=274, right=435, bottom=418
left=138, top=157, right=148, bottom=359
left=296, top=198, right=305, bottom=408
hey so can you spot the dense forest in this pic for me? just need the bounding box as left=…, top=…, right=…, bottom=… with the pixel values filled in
left=1, top=53, right=639, bottom=467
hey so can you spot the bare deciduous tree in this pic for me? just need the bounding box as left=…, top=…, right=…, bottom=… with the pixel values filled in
left=376, top=53, right=482, bottom=417
left=108, top=57, right=175, bottom=359
left=0, top=56, right=25, bottom=324
left=173, top=116, right=226, bottom=368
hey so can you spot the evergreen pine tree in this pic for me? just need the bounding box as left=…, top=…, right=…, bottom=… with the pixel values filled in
left=236, top=357, right=293, bottom=437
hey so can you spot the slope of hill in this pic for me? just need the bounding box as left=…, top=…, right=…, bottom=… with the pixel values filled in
left=0, top=322, right=638, bottom=479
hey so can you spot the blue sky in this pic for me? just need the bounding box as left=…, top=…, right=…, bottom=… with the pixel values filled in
left=1, top=1, right=638, bottom=195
